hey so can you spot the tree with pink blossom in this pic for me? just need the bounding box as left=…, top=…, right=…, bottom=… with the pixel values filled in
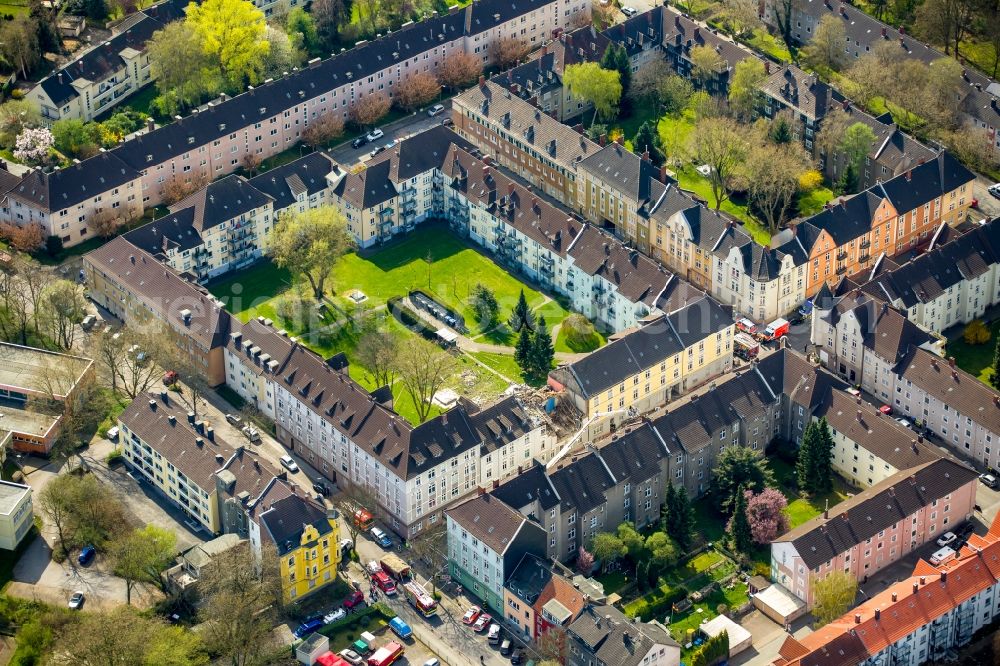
left=576, top=546, right=595, bottom=575
left=13, top=127, right=53, bottom=165
left=745, top=487, right=790, bottom=544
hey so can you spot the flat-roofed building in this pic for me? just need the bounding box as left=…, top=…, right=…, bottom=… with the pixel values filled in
left=0, top=480, right=33, bottom=550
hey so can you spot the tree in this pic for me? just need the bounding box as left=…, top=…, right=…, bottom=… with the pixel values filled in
left=311, top=0, right=351, bottom=46
left=537, top=628, right=568, bottom=664
left=110, top=525, right=177, bottom=605
left=54, top=606, right=207, bottom=665
left=769, top=110, right=795, bottom=144
left=262, top=24, right=304, bottom=80
left=37, top=473, right=127, bottom=555
left=920, top=56, right=964, bottom=132
left=690, top=117, right=748, bottom=210
left=589, top=532, right=626, bottom=569
left=528, top=316, right=554, bottom=380
left=991, top=338, right=1000, bottom=390
left=812, top=570, right=858, bottom=626
left=943, top=127, right=1000, bottom=174
left=561, top=313, right=600, bottom=352
left=576, top=546, right=595, bottom=575
left=333, top=484, right=380, bottom=553
left=964, top=320, right=992, bottom=345
left=914, top=0, right=975, bottom=58
left=395, top=71, right=440, bottom=112
left=40, top=279, right=86, bottom=350
left=563, top=62, right=622, bottom=127
left=663, top=484, right=695, bottom=551
left=349, top=91, right=391, bottom=128
left=186, top=0, right=271, bottom=89
left=617, top=522, right=646, bottom=561
left=745, top=488, right=790, bottom=544
left=720, top=0, right=761, bottom=37
left=771, top=0, right=798, bottom=61
left=397, top=339, right=455, bottom=423
left=837, top=122, right=876, bottom=193
left=0, top=223, right=44, bottom=252
left=52, top=119, right=101, bottom=159
left=286, top=8, right=319, bottom=55
left=600, top=42, right=631, bottom=95
left=438, top=51, right=482, bottom=91
left=148, top=22, right=223, bottom=116
left=91, top=325, right=162, bottom=400
left=645, top=532, right=678, bottom=568
left=727, top=484, right=753, bottom=553
left=711, top=446, right=776, bottom=515
left=37, top=472, right=77, bottom=558
left=508, top=290, right=535, bottom=332
left=798, top=417, right=834, bottom=495
left=199, top=541, right=281, bottom=666
left=409, top=524, right=447, bottom=593
left=801, top=14, right=847, bottom=71
left=514, top=326, right=533, bottom=377
left=633, top=121, right=662, bottom=166
left=301, top=114, right=345, bottom=148
left=0, top=99, right=41, bottom=148
left=592, top=0, right=617, bottom=29
left=266, top=206, right=354, bottom=300
left=355, top=323, right=398, bottom=389
left=13, top=127, right=52, bottom=165
left=689, top=45, right=726, bottom=87
left=0, top=17, right=40, bottom=79
left=728, top=58, right=766, bottom=121
left=743, top=141, right=811, bottom=232
left=495, top=36, right=530, bottom=69
left=630, top=60, right=672, bottom=106
left=470, top=284, right=499, bottom=328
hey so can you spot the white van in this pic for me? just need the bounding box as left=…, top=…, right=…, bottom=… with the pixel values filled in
left=488, top=623, right=501, bottom=644
left=929, top=545, right=956, bottom=565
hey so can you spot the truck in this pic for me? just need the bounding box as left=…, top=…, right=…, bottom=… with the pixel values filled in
left=734, top=332, right=760, bottom=360
left=759, top=318, right=790, bottom=341
left=367, top=641, right=404, bottom=666
left=371, top=569, right=397, bottom=595
left=379, top=554, right=411, bottom=582
left=402, top=581, right=438, bottom=617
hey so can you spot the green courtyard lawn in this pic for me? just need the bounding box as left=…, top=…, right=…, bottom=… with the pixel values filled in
left=555, top=322, right=605, bottom=353
left=673, top=164, right=772, bottom=246
left=666, top=581, right=750, bottom=646
left=770, top=456, right=854, bottom=528
left=946, top=322, right=1000, bottom=385
left=595, top=570, right=628, bottom=596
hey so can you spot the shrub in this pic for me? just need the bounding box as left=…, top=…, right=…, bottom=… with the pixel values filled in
left=963, top=319, right=991, bottom=345
left=562, top=313, right=601, bottom=352
left=45, top=235, right=63, bottom=257
left=624, top=584, right=686, bottom=620
left=105, top=449, right=123, bottom=466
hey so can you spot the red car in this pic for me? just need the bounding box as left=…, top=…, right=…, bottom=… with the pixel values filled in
left=163, top=370, right=179, bottom=385
left=472, top=613, right=492, bottom=632
left=343, top=590, right=366, bottom=610
left=879, top=405, right=892, bottom=415
left=462, top=605, right=481, bottom=625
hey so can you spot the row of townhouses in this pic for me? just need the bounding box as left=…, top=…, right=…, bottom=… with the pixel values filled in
left=813, top=277, right=1000, bottom=474
left=5, top=0, right=588, bottom=248
left=117, top=390, right=342, bottom=602
left=774, top=511, right=1000, bottom=666
left=761, top=0, right=1000, bottom=154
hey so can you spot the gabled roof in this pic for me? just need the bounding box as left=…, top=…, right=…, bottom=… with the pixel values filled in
left=446, top=492, right=530, bottom=555
left=662, top=5, right=754, bottom=70
left=9, top=153, right=140, bottom=213
left=247, top=151, right=338, bottom=212
left=568, top=603, right=678, bottom=666
left=491, top=460, right=561, bottom=513
left=170, top=174, right=272, bottom=232
left=579, top=143, right=662, bottom=204
left=255, top=480, right=333, bottom=556
left=123, top=208, right=203, bottom=258
left=761, top=64, right=833, bottom=120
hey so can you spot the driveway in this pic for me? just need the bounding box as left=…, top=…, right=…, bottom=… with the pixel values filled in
left=329, top=106, right=453, bottom=167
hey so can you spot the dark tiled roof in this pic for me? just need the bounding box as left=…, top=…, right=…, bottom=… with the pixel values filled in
left=491, top=460, right=561, bottom=512
left=170, top=174, right=272, bottom=231
left=9, top=153, right=140, bottom=212
left=662, top=6, right=755, bottom=70
left=446, top=492, right=529, bottom=554
left=569, top=603, right=678, bottom=666
left=123, top=208, right=202, bottom=258
left=775, top=458, right=977, bottom=569
left=761, top=65, right=833, bottom=120
left=247, top=151, right=338, bottom=212
left=257, top=486, right=333, bottom=556
left=549, top=452, right=615, bottom=514
left=567, top=225, right=674, bottom=306
left=505, top=553, right=554, bottom=605
left=579, top=143, right=661, bottom=203
left=895, top=347, right=1000, bottom=433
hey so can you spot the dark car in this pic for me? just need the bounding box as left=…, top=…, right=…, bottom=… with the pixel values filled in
left=500, top=639, right=512, bottom=656
left=293, top=617, right=324, bottom=638
left=352, top=136, right=368, bottom=149
left=510, top=650, right=525, bottom=665
left=78, top=545, right=96, bottom=566
left=313, top=479, right=330, bottom=496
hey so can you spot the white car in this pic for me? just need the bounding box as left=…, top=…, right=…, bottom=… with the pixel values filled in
left=68, top=591, right=85, bottom=610
left=279, top=455, right=299, bottom=473
left=621, top=5, right=636, bottom=15
left=988, top=183, right=1000, bottom=199
left=106, top=426, right=119, bottom=441
left=936, top=531, right=957, bottom=548
left=427, top=104, right=444, bottom=116
left=895, top=417, right=912, bottom=429
left=324, top=608, right=347, bottom=624
left=366, top=129, right=384, bottom=142
left=339, top=649, right=364, bottom=666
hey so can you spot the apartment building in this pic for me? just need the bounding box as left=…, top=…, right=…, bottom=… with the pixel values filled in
left=84, top=237, right=236, bottom=386
left=452, top=78, right=600, bottom=206
left=124, top=152, right=338, bottom=281
left=223, top=318, right=555, bottom=538
left=446, top=491, right=547, bottom=613
left=761, top=0, right=1000, bottom=154
left=660, top=6, right=755, bottom=95
left=503, top=553, right=586, bottom=640
left=0, top=481, right=33, bottom=550
left=549, top=295, right=734, bottom=437
left=27, top=0, right=188, bottom=123
left=781, top=151, right=975, bottom=299
left=6, top=153, right=144, bottom=246
left=834, top=218, right=1000, bottom=334
left=118, top=391, right=282, bottom=534
left=775, top=512, right=1000, bottom=666
left=772, top=457, right=977, bottom=607
left=567, top=603, right=680, bottom=666
left=247, top=477, right=341, bottom=602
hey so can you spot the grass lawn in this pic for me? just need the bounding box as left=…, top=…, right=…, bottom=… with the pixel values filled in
left=555, top=321, right=605, bottom=353
left=0, top=0, right=29, bottom=16
left=771, top=456, right=854, bottom=528
left=615, top=102, right=661, bottom=150
left=657, top=110, right=697, bottom=155
left=666, top=582, right=750, bottom=645
left=691, top=497, right=727, bottom=545
left=595, top=571, right=628, bottom=595
left=797, top=184, right=837, bottom=217
left=115, top=85, right=162, bottom=122
left=673, top=164, right=772, bottom=246
left=470, top=351, right=535, bottom=386
left=945, top=320, right=1000, bottom=385
left=743, top=28, right=792, bottom=63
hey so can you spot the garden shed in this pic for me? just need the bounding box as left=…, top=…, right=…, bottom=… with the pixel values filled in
left=700, top=615, right=752, bottom=657
left=752, top=582, right=807, bottom=625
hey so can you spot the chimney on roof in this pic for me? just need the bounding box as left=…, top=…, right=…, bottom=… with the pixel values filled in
left=842, top=99, right=850, bottom=112
left=857, top=410, right=862, bottom=422
left=941, top=571, right=947, bottom=582
left=599, top=133, right=607, bottom=146
left=479, top=74, right=486, bottom=86
left=615, top=135, right=623, bottom=146
left=642, top=148, right=650, bottom=162
left=694, top=26, right=700, bottom=39
left=874, top=608, right=881, bottom=621
left=948, top=356, right=956, bottom=368
left=477, top=486, right=486, bottom=496
left=187, top=411, right=195, bottom=424
left=931, top=358, right=938, bottom=370
left=920, top=576, right=926, bottom=585
left=917, top=434, right=923, bottom=443
left=483, top=165, right=490, bottom=179
left=892, top=592, right=897, bottom=602
left=911, top=439, right=918, bottom=453
left=148, top=399, right=157, bottom=411
left=913, top=582, right=919, bottom=594
left=764, top=61, right=770, bottom=74
left=854, top=614, right=861, bottom=624
left=906, top=170, right=912, bottom=182
left=493, top=479, right=499, bottom=489
left=146, top=118, right=154, bottom=133
left=899, top=25, right=905, bottom=35
left=660, top=165, right=669, bottom=183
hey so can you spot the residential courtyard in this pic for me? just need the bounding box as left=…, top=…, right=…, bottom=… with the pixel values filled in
left=209, top=224, right=604, bottom=422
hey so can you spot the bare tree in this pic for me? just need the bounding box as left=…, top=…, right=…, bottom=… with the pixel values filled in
left=333, top=482, right=381, bottom=552
left=87, top=210, right=124, bottom=239
left=40, top=279, right=86, bottom=350
left=301, top=114, right=345, bottom=148
left=408, top=524, right=447, bottom=594
left=242, top=152, right=263, bottom=177
left=437, top=51, right=483, bottom=91
left=0, top=222, right=44, bottom=252
left=394, top=72, right=441, bottom=112
left=396, top=339, right=455, bottom=423
left=355, top=322, right=399, bottom=389
left=162, top=172, right=210, bottom=205
left=91, top=325, right=162, bottom=400
left=494, top=36, right=530, bottom=69
left=348, top=92, right=391, bottom=129
left=689, top=116, right=749, bottom=210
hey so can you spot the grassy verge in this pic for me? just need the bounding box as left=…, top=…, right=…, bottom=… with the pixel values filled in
left=797, top=184, right=837, bottom=217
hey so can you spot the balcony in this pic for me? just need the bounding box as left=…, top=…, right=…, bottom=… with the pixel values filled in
left=859, top=251, right=871, bottom=263
left=859, top=238, right=871, bottom=249
left=836, top=250, right=848, bottom=261
left=836, top=265, right=847, bottom=275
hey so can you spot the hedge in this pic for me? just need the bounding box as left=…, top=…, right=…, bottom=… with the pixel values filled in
left=318, top=602, right=394, bottom=637
left=387, top=296, right=438, bottom=341
left=691, top=630, right=728, bottom=666
left=622, top=583, right=687, bottom=620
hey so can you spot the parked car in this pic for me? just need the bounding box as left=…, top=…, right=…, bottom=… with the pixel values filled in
left=427, top=104, right=444, bottom=116
left=462, top=605, right=482, bottom=625
left=324, top=608, right=347, bottom=624
left=352, top=136, right=368, bottom=149
left=242, top=425, right=261, bottom=443
left=988, top=183, right=1000, bottom=199
left=500, top=639, right=512, bottom=656
left=162, top=370, right=179, bottom=385
left=369, top=145, right=386, bottom=158
left=473, top=613, right=492, bottom=632
left=879, top=405, right=892, bottom=415
left=81, top=314, right=96, bottom=330
left=895, top=417, right=912, bottom=429
left=441, top=117, right=454, bottom=127
left=389, top=616, right=412, bottom=640
left=106, top=426, right=119, bottom=441
left=929, top=546, right=956, bottom=565
left=510, top=650, right=525, bottom=665
left=279, top=455, right=299, bottom=473
left=313, top=480, right=330, bottom=496
left=78, top=544, right=96, bottom=566
left=343, top=589, right=366, bottom=610
left=488, top=623, right=501, bottom=644
left=846, top=387, right=861, bottom=397
left=366, top=129, right=385, bottom=142
left=980, top=473, right=999, bottom=489
left=423, top=660, right=440, bottom=666
left=68, top=591, right=85, bottom=610
left=339, top=649, right=364, bottom=666
left=937, top=531, right=958, bottom=547
left=621, top=5, right=636, bottom=15
left=225, top=413, right=243, bottom=426
left=339, top=538, right=354, bottom=553
left=293, top=617, right=324, bottom=638
left=370, top=526, right=392, bottom=548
